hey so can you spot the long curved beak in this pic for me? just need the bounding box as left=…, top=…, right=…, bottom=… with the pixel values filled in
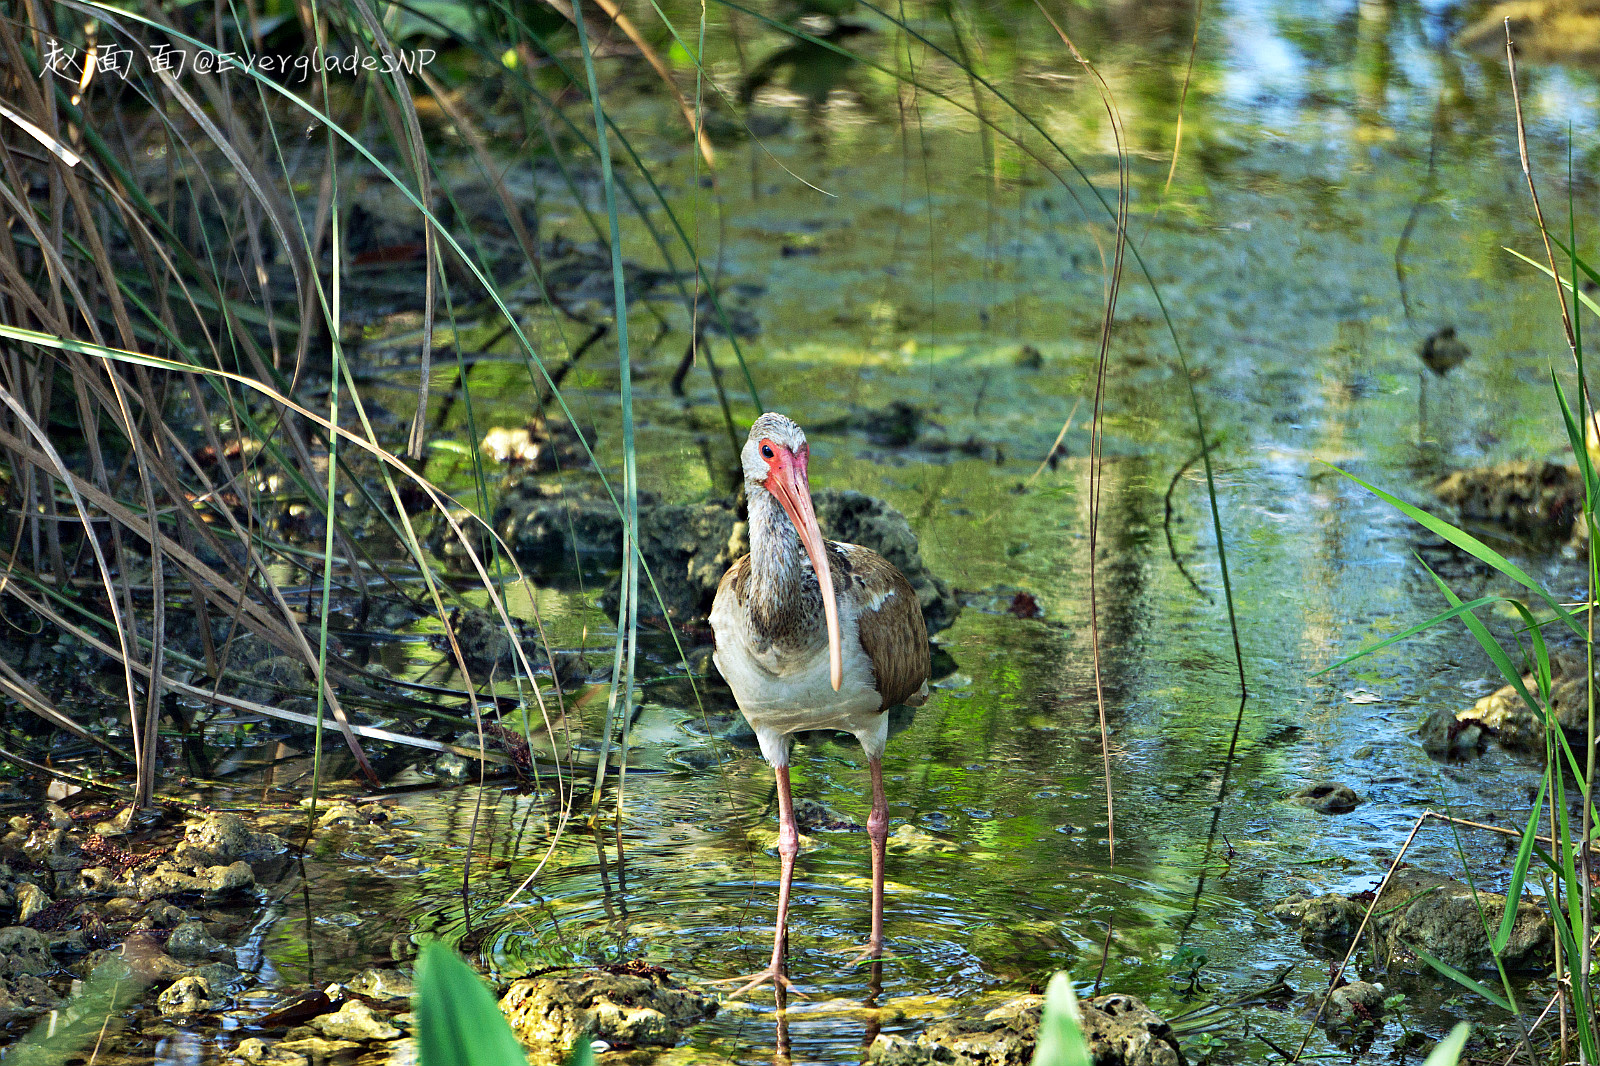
left=767, top=450, right=843, bottom=691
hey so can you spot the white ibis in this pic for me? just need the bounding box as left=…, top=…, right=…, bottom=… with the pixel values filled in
left=710, top=412, right=930, bottom=997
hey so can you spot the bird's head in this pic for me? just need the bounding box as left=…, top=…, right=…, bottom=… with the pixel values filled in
left=743, top=412, right=842, bottom=691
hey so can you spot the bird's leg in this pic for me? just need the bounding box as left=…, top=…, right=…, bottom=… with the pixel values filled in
left=844, top=758, right=889, bottom=967
left=720, top=765, right=804, bottom=999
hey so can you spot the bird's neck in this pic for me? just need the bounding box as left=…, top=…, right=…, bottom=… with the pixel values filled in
left=746, top=485, right=825, bottom=646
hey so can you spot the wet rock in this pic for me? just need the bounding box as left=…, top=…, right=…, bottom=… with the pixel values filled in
left=489, top=483, right=629, bottom=574
left=310, top=999, right=402, bottom=1041
left=606, top=501, right=746, bottom=623
left=278, top=1036, right=363, bottom=1058
left=231, top=1037, right=309, bottom=1066
left=1417, top=327, right=1470, bottom=377
left=498, top=969, right=717, bottom=1056
left=137, top=860, right=255, bottom=899
left=347, top=968, right=415, bottom=999
left=867, top=991, right=1183, bottom=1066
left=166, top=921, right=230, bottom=960
left=1271, top=893, right=1367, bottom=941
left=794, top=798, right=860, bottom=832
left=1419, top=707, right=1490, bottom=759
left=0, top=927, right=53, bottom=975
left=158, top=975, right=216, bottom=1015
left=14, top=882, right=50, bottom=923
left=1284, top=782, right=1361, bottom=814
left=174, top=812, right=286, bottom=868
left=1458, top=647, right=1595, bottom=755
left=1433, top=460, right=1582, bottom=541
left=1275, top=868, right=1551, bottom=971
left=887, top=824, right=960, bottom=855
left=243, top=655, right=312, bottom=703
left=1319, top=980, right=1385, bottom=1022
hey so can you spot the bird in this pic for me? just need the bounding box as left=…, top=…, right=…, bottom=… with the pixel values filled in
left=710, top=412, right=930, bottom=997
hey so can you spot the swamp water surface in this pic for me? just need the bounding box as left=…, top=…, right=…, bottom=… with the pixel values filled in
left=110, top=1, right=1600, bottom=1063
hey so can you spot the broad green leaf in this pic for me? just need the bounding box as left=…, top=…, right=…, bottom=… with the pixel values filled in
left=1031, top=973, right=1093, bottom=1066
left=415, top=941, right=528, bottom=1066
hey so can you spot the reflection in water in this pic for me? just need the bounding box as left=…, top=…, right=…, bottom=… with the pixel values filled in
left=219, top=2, right=1600, bottom=1064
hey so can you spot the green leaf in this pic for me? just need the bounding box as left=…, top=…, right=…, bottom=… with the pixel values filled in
left=415, top=941, right=528, bottom=1066
left=1325, top=462, right=1582, bottom=639
left=1405, top=943, right=1514, bottom=1013
left=1423, top=1022, right=1471, bottom=1066
left=1493, top=775, right=1546, bottom=954
left=1031, top=973, right=1093, bottom=1066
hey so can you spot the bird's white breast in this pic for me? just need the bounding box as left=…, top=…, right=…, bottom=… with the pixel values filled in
left=710, top=594, right=885, bottom=766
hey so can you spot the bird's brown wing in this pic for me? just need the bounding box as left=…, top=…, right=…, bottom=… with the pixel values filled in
left=834, top=542, right=930, bottom=710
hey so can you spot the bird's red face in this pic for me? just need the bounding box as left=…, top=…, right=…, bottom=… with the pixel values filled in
left=758, top=437, right=843, bottom=691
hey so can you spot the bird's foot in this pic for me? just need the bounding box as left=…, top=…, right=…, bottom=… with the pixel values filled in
left=838, top=941, right=886, bottom=968
left=712, top=967, right=806, bottom=1000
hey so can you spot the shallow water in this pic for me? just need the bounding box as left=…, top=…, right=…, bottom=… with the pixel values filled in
left=174, top=1, right=1600, bottom=1062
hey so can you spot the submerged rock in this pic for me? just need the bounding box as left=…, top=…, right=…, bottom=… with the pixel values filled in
left=498, top=968, right=717, bottom=1057
left=1417, top=327, right=1470, bottom=377
left=867, top=991, right=1183, bottom=1066
left=157, top=975, right=216, bottom=1016
left=1433, top=460, right=1582, bottom=541
left=1418, top=707, right=1490, bottom=760
left=1284, top=782, right=1361, bottom=814
left=1274, top=867, right=1551, bottom=972
left=310, top=999, right=402, bottom=1041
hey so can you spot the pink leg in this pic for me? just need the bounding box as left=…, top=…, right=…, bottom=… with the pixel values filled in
left=721, top=765, right=802, bottom=998
left=865, top=757, right=888, bottom=956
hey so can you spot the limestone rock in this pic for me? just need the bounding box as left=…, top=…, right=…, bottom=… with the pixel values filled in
left=310, top=999, right=402, bottom=1041
left=158, top=975, right=216, bottom=1015
left=230, top=1037, right=309, bottom=1066
left=1433, top=460, right=1582, bottom=540
left=0, top=927, right=53, bottom=975
left=346, top=968, right=415, bottom=1000
left=499, top=969, right=717, bottom=1057
left=166, top=921, right=230, bottom=960
left=174, top=812, right=286, bottom=868
left=1458, top=647, right=1597, bottom=755
left=867, top=991, right=1183, bottom=1066
left=14, top=883, right=50, bottom=923
left=1322, top=981, right=1385, bottom=1021
left=1284, top=782, right=1361, bottom=814
left=1274, top=868, right=1551, bottom=971
left=278, top=1037, right=363, bottom=1058
left=887, top=824, right=960, bottom=855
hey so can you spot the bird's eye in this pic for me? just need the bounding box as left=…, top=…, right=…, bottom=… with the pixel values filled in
left=760, top=444, right=775, bottom=460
